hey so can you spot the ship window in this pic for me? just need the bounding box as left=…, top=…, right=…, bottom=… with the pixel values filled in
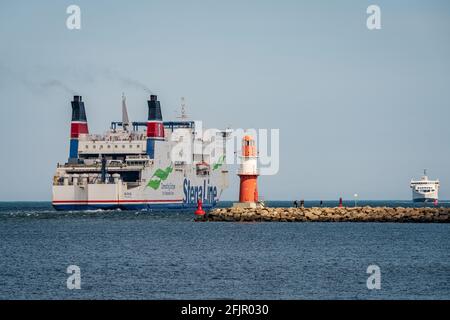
left=108, top=145, right=111, bottom=148
left=115, top=145, right=118, bottom=148
left=196, top=163, right=210, bottom=176
left=93, top=145, right=96, bottom=149
left=116, top=171, right=140, bottom=182
left=123, top=145, right=125, bottom=148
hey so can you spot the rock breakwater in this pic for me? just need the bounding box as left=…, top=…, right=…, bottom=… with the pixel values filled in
left=207, top=206, right=450, bottom=223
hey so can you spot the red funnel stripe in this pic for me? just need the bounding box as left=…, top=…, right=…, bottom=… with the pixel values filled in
left=71, top=122, right=89, bottom=138
left=147, top=121, right=164, bottom=139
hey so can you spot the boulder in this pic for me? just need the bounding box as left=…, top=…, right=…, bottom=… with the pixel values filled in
left=305, top=212, right=319, bottom=221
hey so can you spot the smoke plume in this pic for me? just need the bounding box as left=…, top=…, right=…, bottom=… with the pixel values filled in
left=119, top=76, right=153, bottom=95
left=41, top=80, right=78, bottom=95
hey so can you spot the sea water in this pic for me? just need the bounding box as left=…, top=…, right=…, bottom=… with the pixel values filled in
left=0, top=201, right=449, bottom=299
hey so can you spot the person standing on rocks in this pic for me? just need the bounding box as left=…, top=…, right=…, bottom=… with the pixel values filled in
left=300, top=199, right=305, bottom=208
left=293, top=200, right=298, bottom=208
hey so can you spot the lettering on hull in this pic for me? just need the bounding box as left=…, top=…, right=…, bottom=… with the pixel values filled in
left=183, top=178, right=218, bottom=204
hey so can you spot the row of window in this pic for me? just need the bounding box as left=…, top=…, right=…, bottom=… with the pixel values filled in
left=412, top=182, right=438, bottom=184
left=127, top=162, right=146, bottom=166
left=416, top=189, right=435, bottom=193
left=84, top=144, right=142, bottom=150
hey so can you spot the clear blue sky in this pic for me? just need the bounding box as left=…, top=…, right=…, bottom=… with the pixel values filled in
left=0, top=0, right=449, bottom=201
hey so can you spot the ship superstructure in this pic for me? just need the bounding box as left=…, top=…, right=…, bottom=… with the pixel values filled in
left=52, top=94, right=230, bottom=211
left=410, top=169, right=440, bottom=203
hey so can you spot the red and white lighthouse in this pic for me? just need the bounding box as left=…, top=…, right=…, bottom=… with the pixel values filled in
left=234, top=135, right=262, bottom=208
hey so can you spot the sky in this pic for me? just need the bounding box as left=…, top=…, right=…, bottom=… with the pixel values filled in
left=0, top=0, right=449, bottom=201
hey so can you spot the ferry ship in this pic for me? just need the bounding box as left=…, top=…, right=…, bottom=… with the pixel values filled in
left=52, top=94, right=230, bottom=211
left=410, top=170, right=439, bottom=203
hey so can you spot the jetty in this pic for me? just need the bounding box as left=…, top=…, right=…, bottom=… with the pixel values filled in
left=207, top=206, right=450, bottom=223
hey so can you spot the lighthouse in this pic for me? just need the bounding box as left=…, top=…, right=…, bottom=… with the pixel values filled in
left=233, top=135, right=263, bottom=208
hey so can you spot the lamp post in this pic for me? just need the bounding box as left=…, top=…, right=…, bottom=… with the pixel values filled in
left=354, top=193, right=358, bottom=207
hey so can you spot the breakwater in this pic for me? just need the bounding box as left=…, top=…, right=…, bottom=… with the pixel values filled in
left=207, top=206, right=450, bottom=222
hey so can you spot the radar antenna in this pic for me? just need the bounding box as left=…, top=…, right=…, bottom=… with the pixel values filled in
left=176, top=97, right=189, bottom=120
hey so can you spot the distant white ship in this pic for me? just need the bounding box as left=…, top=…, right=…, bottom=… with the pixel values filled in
left=410, top=170, right=439, bottom=203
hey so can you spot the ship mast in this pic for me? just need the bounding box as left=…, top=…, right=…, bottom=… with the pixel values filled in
left=122, top=92, right=131, bottom=132
left=422, top=168, right=428, bottom=180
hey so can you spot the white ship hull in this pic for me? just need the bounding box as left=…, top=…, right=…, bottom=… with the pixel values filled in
left=53, top=173, right=226, bottom=211
left=412, top=190, right=438, bottom=203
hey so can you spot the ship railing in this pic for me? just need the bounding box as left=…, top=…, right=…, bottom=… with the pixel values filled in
left=57, top=161, right=153, bottom=170
left=79, top=133, right=147, bottom=142
left=54, top=174, right=144, bottom=186
left=126, top=155, right=150, bottom=161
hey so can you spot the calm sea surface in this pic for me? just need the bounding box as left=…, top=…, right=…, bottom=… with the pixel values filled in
left=0, top=201, right=449, bottom=300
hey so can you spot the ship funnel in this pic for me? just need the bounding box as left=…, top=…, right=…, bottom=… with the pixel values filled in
left=146, top=95, right=164, bottom=158
left=71, top=96, right=88, bottom=125
left=69, top=95, right=89, bottom=161
left=147, top=95, right=163, bottom=121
